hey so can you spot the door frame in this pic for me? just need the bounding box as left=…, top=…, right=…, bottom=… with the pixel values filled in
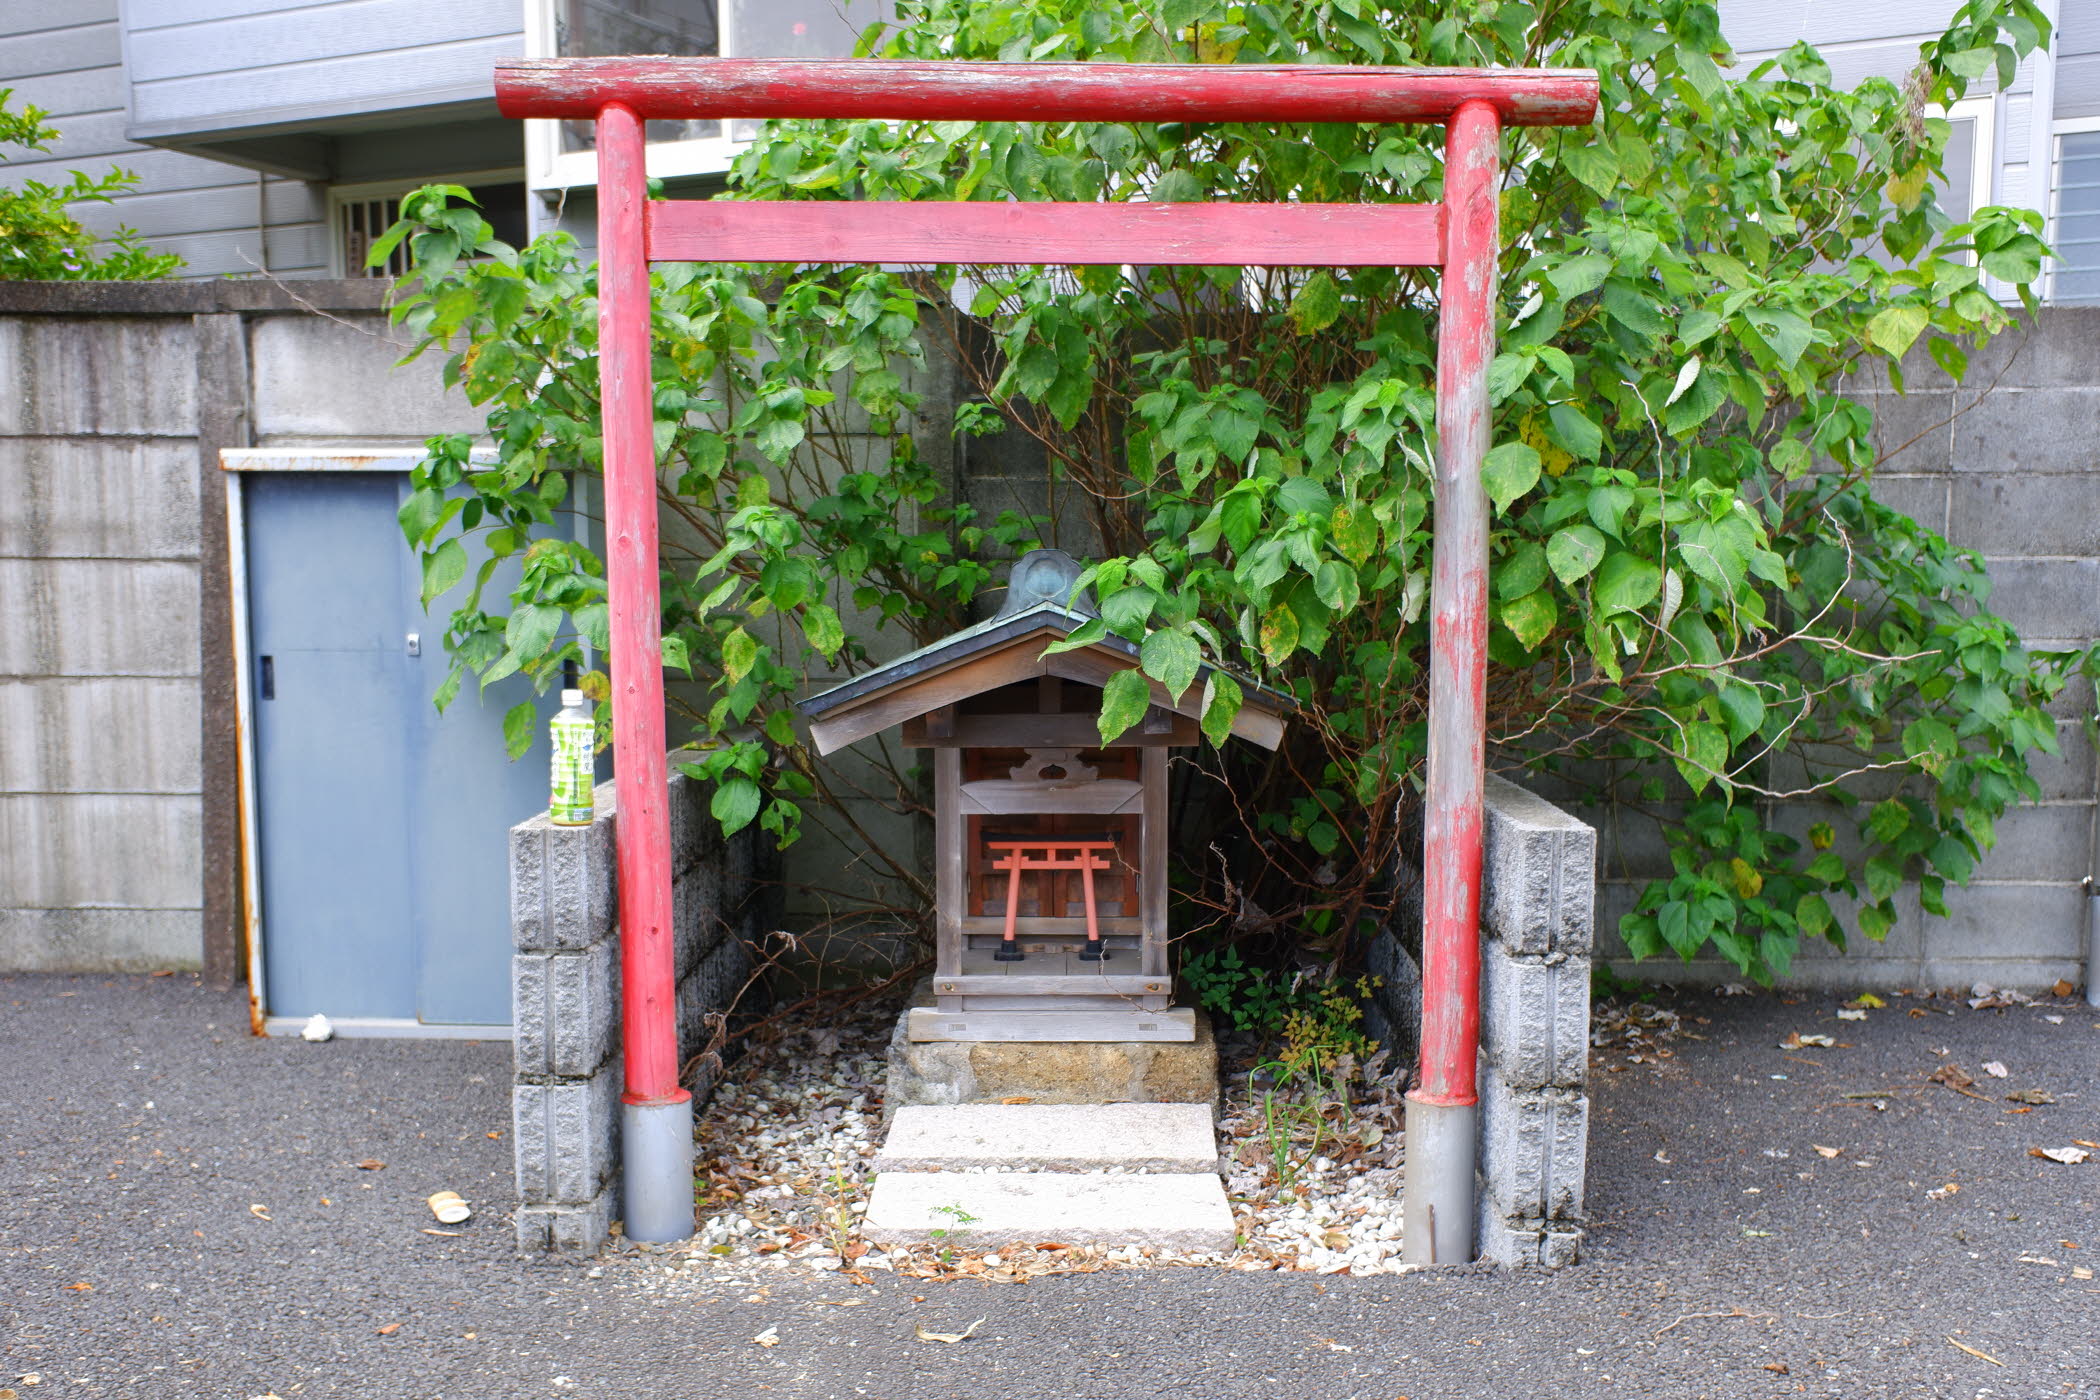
left=221, top=446, right=515, bottom=1039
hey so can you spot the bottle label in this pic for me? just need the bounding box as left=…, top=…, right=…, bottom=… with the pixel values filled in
left=549, top=716, right=595, bottom=825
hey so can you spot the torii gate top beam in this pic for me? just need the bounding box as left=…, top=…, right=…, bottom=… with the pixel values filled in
left=490, top=55, right=1598, bottom=1262
left=496, top=57, right=1598, bottom=127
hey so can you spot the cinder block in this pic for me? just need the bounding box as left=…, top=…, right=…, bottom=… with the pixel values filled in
left=0, top=559, right=199, bottom=678
left=0, top=438, right=200, bottom=560
left=873, top=1103, right=1219, bottom=1173
left=1364, top=927, right=1422, bottom=1049
left=1925, top=881, right=2085, bottom=962
left=0, top=792, right=201, bottom=909
left=0, top=317, right=197, bottom=436
left=1474, top=1204, right=1544, bottom=1268
left=1963, top=556, right=2100, bottom=640
left=545, top=816, right=617, bottom=948
left=1477, top=1077, right=1588, bottom=1223
left=509, top=825, right=548, bottom=949
left=515, top=1195, right=612, bottom=1257
left=0, top=678, right=200, bottom=795
left=863, top=1171, right=1236, bottom=1251
left=0, top=907, right=202, bottom=972
left=1481, top=773, right=1596, bottom=957
left=514, top=942, right=620, bottom=1079
left=249, top=314, right=482, bottom=439
left=1953, top=386, right=2100, bottom=473
left=1949, top=471, right=2100, bottom=556
left=514, top=1061, right=622, bottom=1205
left=1479, top=944, right=1590, bottom=1091
left=672, top=859, right=727, bottom=979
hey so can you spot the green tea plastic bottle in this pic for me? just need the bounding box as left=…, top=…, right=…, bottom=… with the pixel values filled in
left=549, top=689, right=595, bottom=825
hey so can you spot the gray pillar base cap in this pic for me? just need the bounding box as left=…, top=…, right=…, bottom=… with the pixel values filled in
left=621, top=1099, right=696, bottom=1244
left=1401, top=1097, right=1477, bottom=1266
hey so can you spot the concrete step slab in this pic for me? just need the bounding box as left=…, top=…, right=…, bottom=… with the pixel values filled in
left=873, top=1102, right=1218, bottom=1173
left=863, top=1171, right=1236, bottom=1252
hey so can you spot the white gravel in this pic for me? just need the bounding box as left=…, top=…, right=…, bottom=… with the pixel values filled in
left=628, top=999, right=1419, bottom=1282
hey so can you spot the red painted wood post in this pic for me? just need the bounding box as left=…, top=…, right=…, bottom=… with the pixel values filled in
left=596, top=102, right=693, bottom=1241
left=1404, top=96, right=1502, bottom=1266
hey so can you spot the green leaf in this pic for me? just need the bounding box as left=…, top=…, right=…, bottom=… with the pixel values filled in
left=504, top=603, right=563, bottom=661
left=1795, top=893, right=1832, bottom=939
left=1314, top=559, right=1361, bottom=613
left=398, top=486, right=446, bottom=546
left=800, top=602, right=845, bottom=659
left=1663, top=356, right=1701, bottom=408
left=1140, top=628, right=1201, bottom=701
left=1561, top=143, right=1618, bottom=196
left=1199, top=670, right=1243, bottom=748
left=1258, top=601, right=1300, bottom=665
left=1902, top=716, right=1958, bottom=774
left=1499, top=589, right=1556, bottom=650
left=1549, top=402, right=1603, bottom=461
left=502, top=700, right=536, bottom=761
left=1716, top=681, right=1767, bottom=746
left=1866, top=798, right=1910, bottom=844
left=1097, top=667, right=1153, bottom=744
left=1856, top=902, right=1894, bottom=942
left=1286, top=271, right=1343, bottom=335
left=1675, top=720, right=1729, bottom=796
left=1601, top=280, right=1666, bottom=335
left=1150, top=168, right=1203, bottom=203
left=1546, top=253, right=1613, bottom=299
left=420, top=539, right=468, bottom=605
left=1547, top=524, right=1607, bottom=584
left=660, top=632, right=691, bottom=675
left=721, top=626, right=759, bottom=685
left=1865, top=304, right=1929, bottom=359
left=1594, top=552, right=1662, bottom=615
left=710, top=776, right=762, bottom=836
left=1481, top=441, right=1542, bottom=513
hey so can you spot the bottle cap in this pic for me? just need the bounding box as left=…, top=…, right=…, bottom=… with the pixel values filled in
left=561, top=689, right=584, bottom=706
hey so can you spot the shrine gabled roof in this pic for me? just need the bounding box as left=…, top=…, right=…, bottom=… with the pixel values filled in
left=792, top=551, right=1292, bottom=755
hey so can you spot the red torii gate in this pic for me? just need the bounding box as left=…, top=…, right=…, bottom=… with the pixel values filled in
left=494, top=56, right=1599, bottom=1263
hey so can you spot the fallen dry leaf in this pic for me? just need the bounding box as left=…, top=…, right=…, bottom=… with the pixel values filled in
left=486, top=1131, right=502, bottom=1139
left=62, top=1282, right=91, bottom=1292
left=2030, top=1146, right=2092, bottom=1165
left=915, top=1317, right=985, bottom=1345
left=248, top=1205, right=271, bottom=1221
left=1846, top=993, right=1887, bottom=1010
left=1927, top=1182, right=1960, bottom=1200
left=354, top=1160, right=385, bottom=1171
left=375, top=1323, right=401, bottom=1336
left=1928, top=1064, right=1992, bottom=1100
left=752, top=1325, right=780, bottom=1348
left=1762, top=1362, right=1789, bottom=1374
left=2006, top=1088, right=2055, bottom=1105
left=997, top=1096, right=1034, bottom=1105
left=1813, top=1145, right=1842, bottom=1159
left=2053, top=979, right=2076, bottom=998
left=1982, top=1061, right=2009, bottom=1078
left=1781, top=1032, right=1836, bottom=1049
left=2076, top=1140, right=2100, bottom=1150
left=1945, top=1337, right=2003, bottom=1366
left=1837, top=1009, right=1867, bottom=1021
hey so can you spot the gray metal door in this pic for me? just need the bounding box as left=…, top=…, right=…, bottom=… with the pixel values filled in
left=246, top=473, right=555, bottom=1026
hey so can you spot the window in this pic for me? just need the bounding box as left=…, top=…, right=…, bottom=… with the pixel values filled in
left=525, top=0, right=889, bottom=190
left=2051, top=119, right=2100, bottom=304
left=330, top=178, right=529, bottom=277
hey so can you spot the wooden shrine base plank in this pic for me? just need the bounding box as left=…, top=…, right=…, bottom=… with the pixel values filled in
left=932, top=972, right=1167, bottom=997
left=905, top=1005, right=1196, bottom=1043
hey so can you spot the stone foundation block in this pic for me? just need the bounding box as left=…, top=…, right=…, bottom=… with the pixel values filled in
left=863, top=1171, right=1236, bottom=1252
left=515, top=1194, right=613, bottom=1256
left=886, top=990, right=1218, bottom=1118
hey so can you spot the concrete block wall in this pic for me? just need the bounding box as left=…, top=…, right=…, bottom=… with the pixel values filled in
left=1369, top=775, right=1597, bottom=1268
left=1572, top=309, right=2100, bottom=994
left=509, top=759, right=775, bottom=1256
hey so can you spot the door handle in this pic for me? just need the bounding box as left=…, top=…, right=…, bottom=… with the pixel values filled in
left=260, top=655, right=274, bottom=700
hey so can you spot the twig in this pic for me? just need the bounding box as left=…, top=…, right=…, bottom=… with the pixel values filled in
left=234, top=249, right=393, bottom=336
left=1654, top=1307, right=1775, bottom=1338
left=1945, top=1336, right=2004, bottom=1366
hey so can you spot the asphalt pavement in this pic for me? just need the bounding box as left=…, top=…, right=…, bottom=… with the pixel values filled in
left=2, top=971, right=2096, bottom=1399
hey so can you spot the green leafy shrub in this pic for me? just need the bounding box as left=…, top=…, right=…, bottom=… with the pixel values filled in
left=385, top=0, right=2080, bottom=984
left=0, top=90, right=182, bottom=280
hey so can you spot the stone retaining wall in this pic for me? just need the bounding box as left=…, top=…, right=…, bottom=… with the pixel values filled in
left=509, top=757, right=773, bottom=1255
left=1365, top=773, right=1597, bottom=1267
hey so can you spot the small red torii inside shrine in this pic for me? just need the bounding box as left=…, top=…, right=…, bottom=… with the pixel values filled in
left=494, top=55, right=1599, bottom=1263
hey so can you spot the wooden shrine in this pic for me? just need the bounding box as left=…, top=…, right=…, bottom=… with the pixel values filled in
left=797, top=550, right=1290, bottom=1043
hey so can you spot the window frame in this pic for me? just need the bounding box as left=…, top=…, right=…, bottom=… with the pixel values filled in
left=2046, top=113, right=2100, bottom=304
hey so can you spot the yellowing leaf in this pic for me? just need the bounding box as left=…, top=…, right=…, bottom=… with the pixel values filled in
left=1729, top=856, right=1763, bottom=898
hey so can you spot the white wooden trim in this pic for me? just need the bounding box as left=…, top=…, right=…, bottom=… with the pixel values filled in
left=262, top=1017, right=513, bottom=1040
left=227, top=471, right=269, bottom=1028
left=219, top=447, right=497, bottom=473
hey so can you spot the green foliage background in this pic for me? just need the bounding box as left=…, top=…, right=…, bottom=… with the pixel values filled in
left=0, top=90, right=183, bottom=281
left=386, top=0, right=2081, bottom=984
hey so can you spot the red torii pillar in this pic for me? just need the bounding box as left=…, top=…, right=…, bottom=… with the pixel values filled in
left=495, top=57, right=1599, bottom=1259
